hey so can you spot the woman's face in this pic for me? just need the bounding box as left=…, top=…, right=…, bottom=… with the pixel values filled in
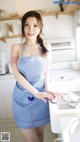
left=24, top=17, right=40, bottom=40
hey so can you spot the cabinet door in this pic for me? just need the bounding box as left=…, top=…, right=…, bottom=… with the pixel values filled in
left=52, top=49, right=76, bottom=63
left=42, top=15, right=74, bottom=38
left=0, top=79, right=7, bottom=118
left=42, top=16, right=57, bottom=38
left=76, top=27, right=80, bottom=60
left=3, top=78, right=16, bottom=118
left=0, top=78, right=16, bottom=118
left=57, top=14, right=74, bottom=37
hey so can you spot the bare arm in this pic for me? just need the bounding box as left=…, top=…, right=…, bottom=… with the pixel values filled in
left=44, top=43, right=63, bottom=99
left=44, top=43, right=52, bottom=92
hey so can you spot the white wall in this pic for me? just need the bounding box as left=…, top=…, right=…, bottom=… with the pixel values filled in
left=0, top=38, right=21, bottom=61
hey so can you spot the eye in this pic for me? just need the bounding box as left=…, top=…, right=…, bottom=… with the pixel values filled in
left=34, top=24, right=38, bottom=27
left=24, top=23, right=29, bottom=27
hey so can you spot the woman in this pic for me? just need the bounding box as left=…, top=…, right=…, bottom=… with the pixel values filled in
left=11, top=11, right=61, bottom=142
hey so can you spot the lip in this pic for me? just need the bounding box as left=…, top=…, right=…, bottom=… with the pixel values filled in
left=27, top=33, right=34, bottom=36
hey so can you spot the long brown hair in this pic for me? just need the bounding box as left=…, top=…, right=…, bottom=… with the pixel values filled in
left=21, top=11, right=48, bottom=55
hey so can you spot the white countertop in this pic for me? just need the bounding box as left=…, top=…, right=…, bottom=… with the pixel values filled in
left=0, top=73, right=15, bottom=80
left=49, top=68, right=80, bottom=93
left=50, top=68, right=80, bottom=81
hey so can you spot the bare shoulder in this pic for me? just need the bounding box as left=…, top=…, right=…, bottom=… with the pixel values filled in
left=11, top=43, right=22, bottom=57
left=11, top=44, right=22, bottom=52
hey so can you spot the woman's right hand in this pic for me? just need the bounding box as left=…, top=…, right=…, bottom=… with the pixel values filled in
left=35, top=91, right=55, bottom=102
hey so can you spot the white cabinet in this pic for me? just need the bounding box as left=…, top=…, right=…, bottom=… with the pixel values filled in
left=42, top=14, right=74, bottom=39
left=52, top=48, right=76, bottom=63
left=76, top=27, right=80, bottom=60
left=74, top=11, right=80, bottom=60
left=0, top=79, right=7, bottom=118
left=0, top=77, right=16, bottom=118
left=57, top=14, right=74, bottom=37
left=42, top=15, right=57, bottom=38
